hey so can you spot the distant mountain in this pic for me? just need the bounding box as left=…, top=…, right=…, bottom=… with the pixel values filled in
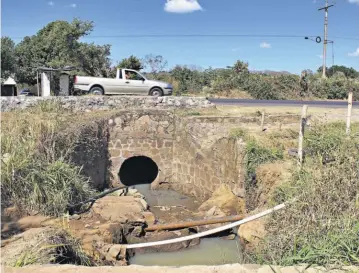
left=250, top=70, right=293, bottom=76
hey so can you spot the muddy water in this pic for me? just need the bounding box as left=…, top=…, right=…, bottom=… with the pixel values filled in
left=130, top=184, right=243, bottom=266
left=130, top=238, right=243, bottom=266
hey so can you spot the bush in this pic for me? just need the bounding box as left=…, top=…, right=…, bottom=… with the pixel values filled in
left=250, top=122, right=359, bottom=266
left=242, top=137, right=284, bottom=210
left=1, top=102, right=100, bottom=216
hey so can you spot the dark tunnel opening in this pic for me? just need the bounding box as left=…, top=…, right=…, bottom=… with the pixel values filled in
left=118, top=156, right=159, bottom=187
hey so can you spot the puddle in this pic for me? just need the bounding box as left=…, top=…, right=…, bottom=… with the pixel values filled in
left=130, top=184, right=243, bottom=266
left=130, top=237, right=243, bottom=266
left=134, top=184, right=198, bottom=208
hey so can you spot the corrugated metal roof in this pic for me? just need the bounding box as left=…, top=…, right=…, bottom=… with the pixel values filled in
left=3, top=77, right=16, bottom=85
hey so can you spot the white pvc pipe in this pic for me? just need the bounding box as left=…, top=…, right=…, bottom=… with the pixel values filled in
left=123, top=202, right=286, bottom=249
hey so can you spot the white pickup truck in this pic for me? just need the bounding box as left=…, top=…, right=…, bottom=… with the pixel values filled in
left=74, top=68, right=173, bottom=96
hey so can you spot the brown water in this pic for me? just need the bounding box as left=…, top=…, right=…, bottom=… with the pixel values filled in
left=130, top=184, right=244, bottom=266
left=130, top=237, right=243, bottom=266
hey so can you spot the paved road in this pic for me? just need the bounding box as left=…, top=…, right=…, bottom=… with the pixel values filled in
left=209, top=98, right=359, bottom=108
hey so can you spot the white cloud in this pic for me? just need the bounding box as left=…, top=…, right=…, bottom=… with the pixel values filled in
left=348, top=47, right=359, bottom=57
left=348, top=0, right=359, bottom=5
left=232, top=47, right=240, bottom=52
left=316, top=54, right=323, bottom=59
left=66, top=3, right=76, bottom=8
left=47, top=1, right=54, bottom=6
left=164, top=0, right=202, bottom=13
left=260, top=42, right=271, bottom=49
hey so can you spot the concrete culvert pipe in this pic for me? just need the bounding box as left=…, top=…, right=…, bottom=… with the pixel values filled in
left=119, top=156, right=159, bottom=187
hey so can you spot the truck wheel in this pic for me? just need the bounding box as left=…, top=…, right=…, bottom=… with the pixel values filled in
left=89, top=86, right=104, bottom=95
left=150, top=88, right=163, bottom=97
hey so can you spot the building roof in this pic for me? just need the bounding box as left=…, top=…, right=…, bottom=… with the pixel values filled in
left=3, top=77, right=16, bottom=85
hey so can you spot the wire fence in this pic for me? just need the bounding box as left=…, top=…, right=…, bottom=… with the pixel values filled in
left=255, top=91, right=356, bottom=168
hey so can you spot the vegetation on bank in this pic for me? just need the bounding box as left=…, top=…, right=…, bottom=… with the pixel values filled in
left=7, top=227, right=94, bottom=267
left=247, top=122, right=359, bottom=266
left=0, top=102, right=114, bottom=216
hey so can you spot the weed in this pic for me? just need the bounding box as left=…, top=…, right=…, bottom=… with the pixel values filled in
left=1, top=100, right=111, bottom=216
left=9, top=228, right=95, bottom=267
left=243, top=137, right=284, bottom=210
left=229, top=128, right=247, bottom=139
left=248, top=122, right=359, bottom=266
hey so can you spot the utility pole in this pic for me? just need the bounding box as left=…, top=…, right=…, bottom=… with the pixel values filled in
left=319, top=0, right=334, bottom=79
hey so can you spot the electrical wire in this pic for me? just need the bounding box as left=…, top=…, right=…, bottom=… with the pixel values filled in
left=9, top=34, right=358, bottom=40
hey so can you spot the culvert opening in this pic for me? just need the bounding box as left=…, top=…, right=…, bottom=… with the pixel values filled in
left=119, top=156, right=159, bottom=187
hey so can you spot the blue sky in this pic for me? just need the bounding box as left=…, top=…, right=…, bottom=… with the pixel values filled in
left=2, top=0, right=359, bottom=74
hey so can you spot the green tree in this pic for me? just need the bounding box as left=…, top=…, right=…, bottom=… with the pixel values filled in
left=117, top=55, right=143, bottom=71
left=1, top=37, right=16, bottom=82
left=77, top=43, right=114, bottom=77
left=317, top=65, right=359, bottom=79
left=15, top=18, right=113, bottom=84
left=232, top=60, right=249, bottom=74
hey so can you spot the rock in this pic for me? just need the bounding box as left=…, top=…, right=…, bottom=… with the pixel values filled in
left=127, top=188, right=139, bottom=195
left=71, top=214, right=81, bottom=220
left=108, top=119, right=114, bottom=126
left=142, top=212, right=156, bottom=225
left=198, top=184, right=246, bottom=215
left=221, top=234, right=236, bottom=240
left=237, top=218, right=266, bottom=248
left=138, top=199, right=149, bottom=210
left=131, top=226, right=144, bottom=237
left=205, top=206, right=226, bottom=218
left=92, top=196, right=145, bottom=223
left=106, top=245, right=123, bottom=261
left=133, top=193, right=145, bottom=199
left=85, top=224, right=91, bottom=228
left=134, top=229, right=200, bottom=254
left=0, top=97, right=215, bottom=112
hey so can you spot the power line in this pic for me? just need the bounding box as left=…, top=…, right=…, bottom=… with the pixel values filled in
left=8, top=34, right=359, bottom=40
left=9, top=34, right=321, bottom=39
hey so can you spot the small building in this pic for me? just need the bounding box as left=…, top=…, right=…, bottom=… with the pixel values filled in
left=1, top=77, right=17, bottom=96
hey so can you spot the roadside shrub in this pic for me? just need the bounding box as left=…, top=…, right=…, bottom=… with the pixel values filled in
left=249, top=122, right=359, bottom=266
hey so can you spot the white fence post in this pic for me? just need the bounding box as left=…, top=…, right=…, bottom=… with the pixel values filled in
left=298, top=105, right=308, bottom=168
left=346, top=91, right=353, bottom=136
left=260, top=110, right=265, bottom=131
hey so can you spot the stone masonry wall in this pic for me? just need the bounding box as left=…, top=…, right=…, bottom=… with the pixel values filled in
left=105, top=112, right=273, bottom=200
left=170, top=116, right=247, bottom=200
left=0, top=96, right=214, bottom=112
left=107, top=110, right=175, bottom=186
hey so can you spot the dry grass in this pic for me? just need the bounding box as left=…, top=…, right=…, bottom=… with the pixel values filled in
left=2, top=226, right=94, bottom=267
left=248, top=122, right=359, bottom=266
left=0, top=101, right=116, bottom=216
